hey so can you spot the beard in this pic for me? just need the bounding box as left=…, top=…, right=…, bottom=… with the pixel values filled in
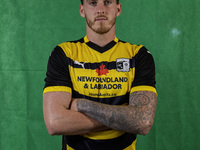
left=85, top=14, right=116, bottom=34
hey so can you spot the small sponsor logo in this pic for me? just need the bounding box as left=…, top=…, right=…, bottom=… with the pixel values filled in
left=74, top=60, right=87, bottom=69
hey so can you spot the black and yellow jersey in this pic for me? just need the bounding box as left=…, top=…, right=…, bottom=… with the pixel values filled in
left=43, top=36, right=157, bottom=150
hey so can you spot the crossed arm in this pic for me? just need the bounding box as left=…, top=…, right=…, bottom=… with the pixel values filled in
left=43, top=90, right=157, bottom=136
left=43, top=92, right=108, bottom=135
left=71, top=91, right=157, bottom=135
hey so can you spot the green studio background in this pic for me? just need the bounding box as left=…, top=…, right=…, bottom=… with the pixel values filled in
left=0, top=0, right=200, bottom=149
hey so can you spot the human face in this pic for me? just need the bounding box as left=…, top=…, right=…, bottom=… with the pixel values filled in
left=80, top=0, right=122, bottom=34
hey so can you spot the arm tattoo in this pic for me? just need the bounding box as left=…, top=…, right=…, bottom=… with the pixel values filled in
left=76, top=91, right=157, bottom=135
left=130, top=93, right=150, bottom=106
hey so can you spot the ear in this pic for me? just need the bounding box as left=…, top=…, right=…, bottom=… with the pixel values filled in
left=79, top=4, right=85, bottom=18
left=116, top=3, right=122, bottom=17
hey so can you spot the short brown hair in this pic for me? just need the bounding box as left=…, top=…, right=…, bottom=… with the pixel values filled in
left=80, top=0, right=119, bottom=5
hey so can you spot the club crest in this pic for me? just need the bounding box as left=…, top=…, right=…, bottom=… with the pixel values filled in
left=116, top=58, right=130, bottom=72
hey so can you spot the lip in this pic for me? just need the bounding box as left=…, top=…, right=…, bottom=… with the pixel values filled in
left=95, top=17, right=107, bottom=22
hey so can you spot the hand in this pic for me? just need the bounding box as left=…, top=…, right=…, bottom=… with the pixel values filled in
left=70, top=98, right=79, bottom=111
left=70, top=98, right=111, bottom=131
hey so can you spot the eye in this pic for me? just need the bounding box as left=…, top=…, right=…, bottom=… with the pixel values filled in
left=89, top=1, right=97, bottom=6
left=104, top=0, right=112, bottom=5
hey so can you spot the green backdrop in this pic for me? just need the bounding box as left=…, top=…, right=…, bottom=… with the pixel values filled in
left=1, top=0, right=200, bottom=149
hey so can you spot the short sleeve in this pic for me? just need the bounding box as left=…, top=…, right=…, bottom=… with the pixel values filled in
left=131, top=46, right=157, bottom=94
left=43, top=46, right=72, bottom=94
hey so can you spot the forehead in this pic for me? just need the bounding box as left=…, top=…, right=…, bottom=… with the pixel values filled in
left=85, top=0, right=115, bottom=2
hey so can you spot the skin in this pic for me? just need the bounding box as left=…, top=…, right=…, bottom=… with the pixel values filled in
left=79, top=0, right=122, bottom=46
left=43, top=0, right=157, bottom=136
left=71, top=91, right=157, bottom=135
left=43, top=92, right=109, bottom=135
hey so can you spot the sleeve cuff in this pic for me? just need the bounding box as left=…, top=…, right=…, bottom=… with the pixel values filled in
left=43, top=86, right=72, bottom=94
left=130, top=86, right=157, bottom=95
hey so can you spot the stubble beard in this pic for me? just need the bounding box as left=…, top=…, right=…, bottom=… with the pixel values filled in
left=85, top=15, right=116, bottom=34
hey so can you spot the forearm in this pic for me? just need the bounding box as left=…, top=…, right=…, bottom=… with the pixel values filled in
left=43, top=92, right=109, bottom=136
left=76, top=91, right=157, bottom=135
left=76, top=101, right=144, bottom=134
left=46, top=110, right=107, bottom=135
left=44, top=107, right=108, bottom=135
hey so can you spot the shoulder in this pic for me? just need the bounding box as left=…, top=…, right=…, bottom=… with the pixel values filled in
left=117, top=39, right=155, bottom=69
left=46, top=37, right=85, bottom=61
left=58, top=38, right=84, bottom=48
left=135, top=46, right=155, bottom=65
left=56, top=37, right=85, bottom=56
left=117, top=39, right=152, bottom=57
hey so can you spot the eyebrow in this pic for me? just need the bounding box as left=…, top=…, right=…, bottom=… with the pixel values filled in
left=86, top=0, right=97, bottom=2
left=86, top=0, right=114, bottom=2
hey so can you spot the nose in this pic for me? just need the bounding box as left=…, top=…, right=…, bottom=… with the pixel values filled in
left=97, top=3, right=105, bottom=14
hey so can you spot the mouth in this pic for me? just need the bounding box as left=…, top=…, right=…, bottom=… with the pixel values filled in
left=95, top=16, right=107, bottom=22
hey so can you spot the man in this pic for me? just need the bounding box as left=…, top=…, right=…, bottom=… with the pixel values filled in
left=43, top=0, right=157, bottom=149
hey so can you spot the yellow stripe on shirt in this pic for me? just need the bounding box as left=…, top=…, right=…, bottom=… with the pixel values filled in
left=130, top=85, right=157, bottom=95
left=82, top=130, right=125, bottom=140
left=43, top=86, right=72, bottom=94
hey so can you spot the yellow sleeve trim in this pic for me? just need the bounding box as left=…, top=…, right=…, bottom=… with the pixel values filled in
left=43, top=86, right=72, bottom=94
left=82, top=130, right=125, bottom=140
left=130, top=86, right=157, bottom=95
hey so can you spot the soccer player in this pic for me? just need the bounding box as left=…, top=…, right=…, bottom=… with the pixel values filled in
left=43, top=0, right=157, bottom=149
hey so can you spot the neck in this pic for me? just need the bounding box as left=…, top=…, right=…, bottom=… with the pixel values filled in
left=86, top=25, right=116, bottom=47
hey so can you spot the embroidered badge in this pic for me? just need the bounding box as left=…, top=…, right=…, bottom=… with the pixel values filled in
left=116, top=58, right=130, bottom=72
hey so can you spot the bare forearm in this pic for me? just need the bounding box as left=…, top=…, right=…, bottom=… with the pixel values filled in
left=44, top=107, right=108, bottom=135
left=43, top=92, right=108, bottom=136
left=76, top=91, right=157, bottom=135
